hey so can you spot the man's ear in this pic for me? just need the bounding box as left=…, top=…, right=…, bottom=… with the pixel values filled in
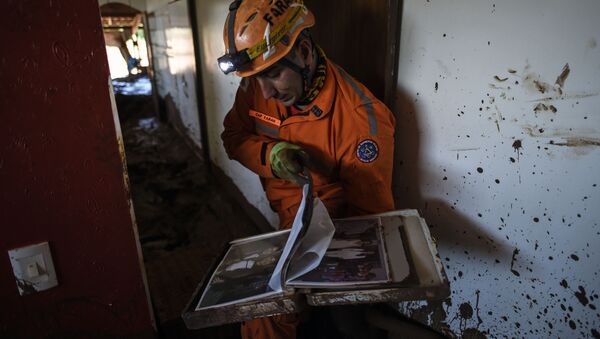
left=298, top=39, right=312, bottom=63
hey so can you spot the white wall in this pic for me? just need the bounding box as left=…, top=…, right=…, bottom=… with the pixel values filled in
left=395, top=0, right=600, bottom=337
left=144, top=0, right=202, bottom=148
left=191, top=0, right=599, bottom=336
left=98, top=0, right=202, bottom=148
left=193, top=0, right=280, bottom=227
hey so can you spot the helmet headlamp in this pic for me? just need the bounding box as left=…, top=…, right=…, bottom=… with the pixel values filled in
left=218, top=50, right=251, bottom=75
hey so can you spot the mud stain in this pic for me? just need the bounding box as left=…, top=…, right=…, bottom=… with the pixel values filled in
left=459, top=303, right=474, bottom=319
left=512, top=140, right=523, bottom=163
left=519, top=67, right=550, bottom=96
left=555, top=63, right=570, bottom=89
left=533, top=103, right=558, bottom=114
left=453, top=291, right=487, bottom=338
left=449, top=147, right=481, bottom=152
left=533, top=80, right=549, bottom=93
left=575, top=286, right=589, bottom=306
left=510, top=247, right=520, bottom=277
left=512, top=139, right=522, bottom=151
left=522, top=126, right=541, bottom=138
left=404, top=299, right=454, bottom=336
left=523, top=125, right=598, bottom=139
left=529, top=92, right=599, bottom=102
left=474, top=290, right=482, bottom=327
left=512, top=64, right=600, bottom=106
left=549, top=137, right=600, bottom=147
left=534, top=103, right=547, bottom=112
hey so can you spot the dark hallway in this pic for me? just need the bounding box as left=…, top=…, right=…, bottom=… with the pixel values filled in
left=116, top=93, right=260, bottom=337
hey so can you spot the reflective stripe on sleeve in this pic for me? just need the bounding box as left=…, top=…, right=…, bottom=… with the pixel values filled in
left=336, top=66, right=378, bottom=136
left=255, top=123, right=279, bottom=137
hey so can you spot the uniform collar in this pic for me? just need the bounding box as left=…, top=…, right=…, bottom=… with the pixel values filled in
left=282, top=58, right=336, bottom=125
left=295, top=46, right=327, bottom=106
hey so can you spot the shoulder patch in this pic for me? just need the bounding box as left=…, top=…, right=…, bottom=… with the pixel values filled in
left=356, top=139, right=379, bottom=163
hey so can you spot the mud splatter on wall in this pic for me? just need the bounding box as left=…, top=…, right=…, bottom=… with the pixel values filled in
left=187, top=0, right=600, bottom=335
left=395, top=0, right=600, bottom=337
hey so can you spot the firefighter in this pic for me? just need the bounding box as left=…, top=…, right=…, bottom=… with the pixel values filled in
left=218, top=0, right=396, bottom=337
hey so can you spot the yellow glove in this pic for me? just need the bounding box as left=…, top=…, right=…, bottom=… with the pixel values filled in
left=269, top=142, right=310, bottom=185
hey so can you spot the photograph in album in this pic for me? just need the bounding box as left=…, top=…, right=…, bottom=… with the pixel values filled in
left=287, top=218, right=390, bottom=287
left=196, top=230, right=289, bottom=309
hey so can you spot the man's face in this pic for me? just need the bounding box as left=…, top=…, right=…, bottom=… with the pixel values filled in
left=254, top=58, right=303, bottom=106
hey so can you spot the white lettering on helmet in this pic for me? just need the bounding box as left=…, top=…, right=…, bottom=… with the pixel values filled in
left=263, top=23, right=277, bottom=60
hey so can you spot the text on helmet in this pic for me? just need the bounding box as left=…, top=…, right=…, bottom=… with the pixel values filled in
left=263, top=0, right=296, bottom=26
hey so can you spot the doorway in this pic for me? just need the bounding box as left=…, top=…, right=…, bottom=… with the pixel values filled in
left=304, top=0, right=401, bottom=106
left=99, top=2, right=262, bottom=337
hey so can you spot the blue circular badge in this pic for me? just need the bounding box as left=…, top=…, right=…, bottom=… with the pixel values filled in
left=356, top=139, right=379, bottom=163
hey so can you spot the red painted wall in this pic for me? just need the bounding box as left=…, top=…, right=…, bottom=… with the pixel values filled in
left=0, top=0, right=154, bottom=337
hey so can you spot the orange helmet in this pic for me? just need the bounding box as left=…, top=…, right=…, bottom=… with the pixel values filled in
left=218, top=0, right=315, bottom=77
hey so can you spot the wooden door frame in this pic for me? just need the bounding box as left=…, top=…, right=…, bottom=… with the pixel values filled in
left=140, top=12, right=162, bottom=123
left=384, top=0, right=402, bottom=112
left=187, top=0, right=211, bottom=163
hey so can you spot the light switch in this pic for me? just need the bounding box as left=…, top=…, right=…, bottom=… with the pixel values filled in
left=8, top=242, right=58, bottom=296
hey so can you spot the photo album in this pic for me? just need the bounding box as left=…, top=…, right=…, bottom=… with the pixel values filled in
left=195, top=182, right=408, bottom=311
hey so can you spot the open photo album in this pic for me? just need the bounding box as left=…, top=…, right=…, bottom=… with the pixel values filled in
left=195, top=183, right=408, bottom=311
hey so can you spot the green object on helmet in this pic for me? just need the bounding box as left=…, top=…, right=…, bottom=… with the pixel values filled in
left=269, top=142, right=310, bottom=185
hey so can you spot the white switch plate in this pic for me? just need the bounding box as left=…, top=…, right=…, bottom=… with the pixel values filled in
left=8, top=242, right=58, bottom=295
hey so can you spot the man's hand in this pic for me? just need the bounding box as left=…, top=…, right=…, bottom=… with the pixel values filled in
left=269, top=142, right=311, bottom=185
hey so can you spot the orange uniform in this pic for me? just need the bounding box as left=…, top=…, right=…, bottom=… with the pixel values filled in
left=222, top=57, right=395, bottom=338
left=222, top=58, right=396, bottom=229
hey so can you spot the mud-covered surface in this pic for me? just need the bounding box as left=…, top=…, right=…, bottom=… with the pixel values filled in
left=123, top=117, right=258, bottom=260
left=120, top=108, right=260, bottom=337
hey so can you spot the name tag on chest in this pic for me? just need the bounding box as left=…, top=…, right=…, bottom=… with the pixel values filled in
left=249, top=110, right=281, bottom=127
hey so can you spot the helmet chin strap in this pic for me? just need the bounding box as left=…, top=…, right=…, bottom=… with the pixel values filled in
left=278, top=57, right=311, bottom=97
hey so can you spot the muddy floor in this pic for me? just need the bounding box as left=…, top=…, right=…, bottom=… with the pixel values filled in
left=119, top=97, right=260, bottom=338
